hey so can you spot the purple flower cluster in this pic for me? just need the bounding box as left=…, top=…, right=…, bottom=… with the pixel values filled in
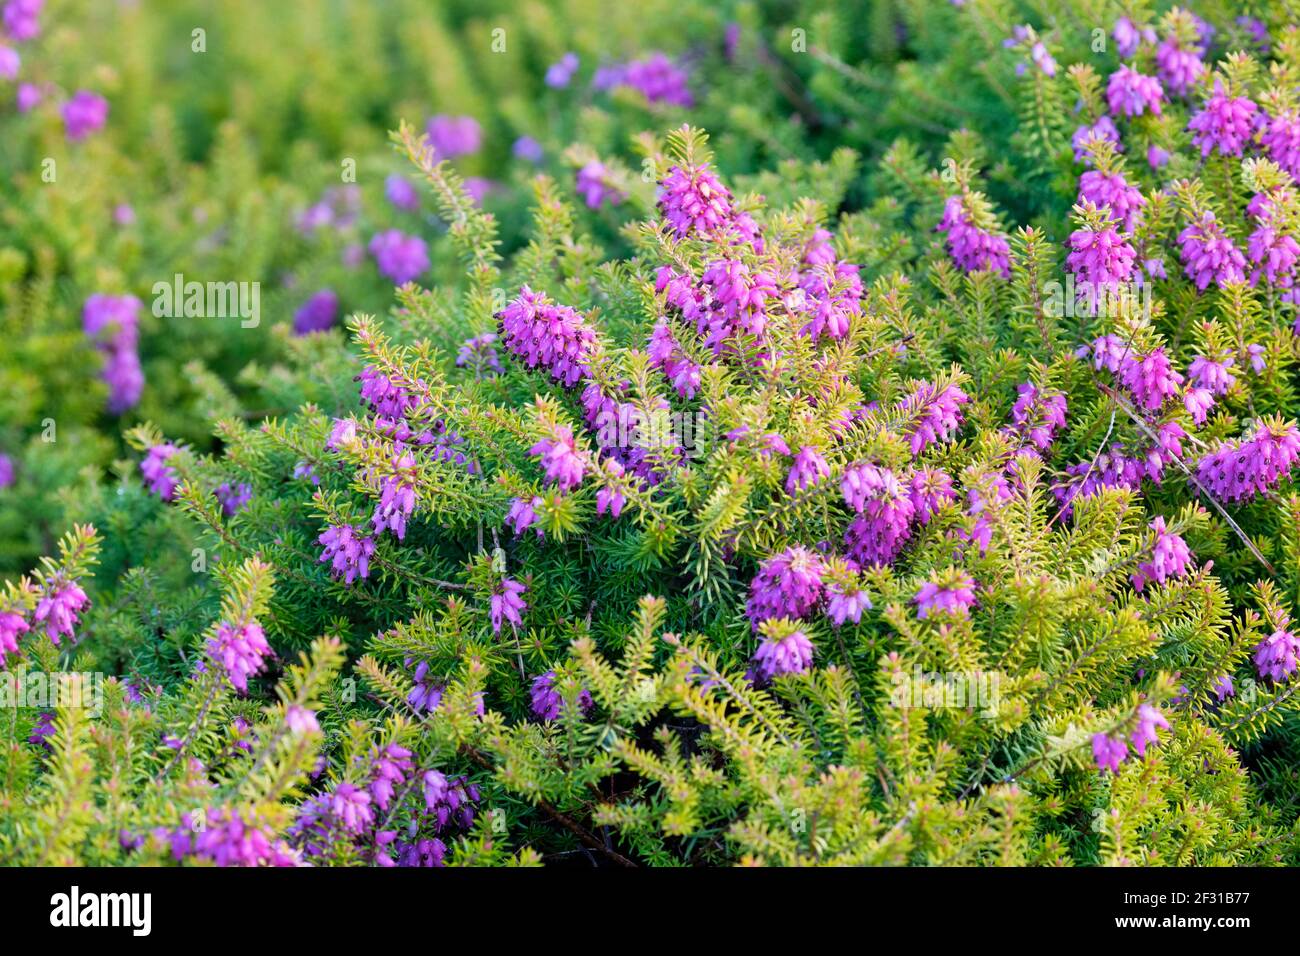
left=1106, top=66, right=1163, bottom=117
left=140, top=443, right=180, bottom=500
left=513, top=135, right=544, bottom=163
left=356, top=365, right=415, bottom=419
left=289, top=744, right=420, bottom=865
left=752, top=627, right=815, bottom=681
left=594, top=53, right=693, bottom=107
left=214, top=481, right=252, bottom=517
left=426, top=114, right=482, bottom=158
left=826, top=583, right=872, bottom=627
left=505, top=495, right=543, bottom=538
left=1178, top=212, right=1247, bottom=291
left=369, top=229, right=429, bottom=286
left=582, top=382, right=683, bottom=487
left=33, top=576, right=88, bottom=645
left=1077, top=171, right=1145, bottom=233
left=786, top=445, right=830, bottom=495
left=1195, top=419, right=1300, bottom=503
left=62, top=90, right=108, bottom=141
left=529, top=670, right=594, bottom=721
left=370, top=451, right=417, bottom=540
left=1089, top=336, right=1194, bottom=422
left=293, top=289, right=339, bottom=335
left=178, top=808, right=299, bottom=867
left=490, top=577, right=527, bottom=634
left=318, top=523, right=376, bottom=585
left=747, top=546, right=825, bottom=628
left=1072, top=116, right=1121, bottom=166
left=936, top=195, right=1011, bottom=276
left=574, top=160, right=624, bottom=209
left=899, top=381, right=968, bottom=456
left=1247, top=196, right=1299, bottom=290
left=530, top=425, right=586, bottom=491
left=1255, top=628, right=1300, bottom=682
left=0, top=609, right=29, bottom=667
left=960, top=469, right=1013, bottom=555
left=1092, top=704, right=1169, bottom=773
left=207, top=621, right=271, bottom=694
left=455, top=333, right=502, bottom=378
left=1155, top=36, right=1205, bottom=96
left=83, top=294, right=144, bottom=414
left=1004, top=25, right=1056, bottom=77
left=497, top=286, right=596, bottom=388
left=651, top=167, right=870, bottom=363
left=913, top=571, right=976, bottom=619
left=384, top=174, right=420, bottom=212
left=842, top=464, right=915, bottom=566
left=1066, top=224, right=1136, bottom=311
left=297, top=185, right=361, bottom=235
left=1131, top=517, right=1193, bottom=591
left=911, top=468, right=959, bottom=524
left=596, top=458, right=628, bottom=519
left=1052, top=426, right=1184, bottom=513
left=1005, top=383, right=1067, bottom=452
left=1187, top=354, right=1236, bottom=396
left=421, top=770, right=480, bottom=832
left=657, top=163, right=739, bottom=238
left=545, top=52, right=580, bottom=88
left=797, top=243, right=863, bottom=341
left=1261, top=110, right=1300, bottom=180
left=647, top=322, right=702, bottom=398
left=697, top=258, right=778, bottom=344
left=3, top=0, right=42, bottom=42
left=1113, top=16, right=1155, bottom=58
left=1119, top=346, right=1185, bottom=413
left=1187, top=84, right=1258, bottom=157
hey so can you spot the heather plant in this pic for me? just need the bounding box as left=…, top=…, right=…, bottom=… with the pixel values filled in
left=7, top=1, right=1300, bottom=869
left=0, top=0, right=738, bottom=573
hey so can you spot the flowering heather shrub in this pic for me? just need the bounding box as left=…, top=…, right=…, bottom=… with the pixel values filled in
left=9, top=0, right=1300, bottom=873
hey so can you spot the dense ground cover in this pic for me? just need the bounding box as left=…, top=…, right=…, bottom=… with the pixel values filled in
left=3, top=0, right=1300, bottom=867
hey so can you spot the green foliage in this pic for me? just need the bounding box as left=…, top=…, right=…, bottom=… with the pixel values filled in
left=4, top=0, right=1300, bottom=868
